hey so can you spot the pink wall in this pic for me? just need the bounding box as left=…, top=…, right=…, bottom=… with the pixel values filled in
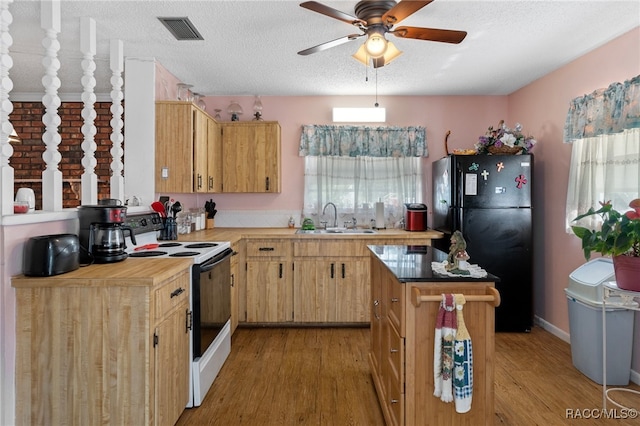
left=166, top=95, right=508, bottom=214
left=509, top=27, right=640, bottom=367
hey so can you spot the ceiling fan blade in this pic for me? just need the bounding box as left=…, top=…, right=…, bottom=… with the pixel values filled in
left=382, top=0, right=433, bottom=26
left=300, top=1, right=364, bottom=26
left=298, top=34, right=363, bottom=56
left=393, top=26, right=467, bottom=44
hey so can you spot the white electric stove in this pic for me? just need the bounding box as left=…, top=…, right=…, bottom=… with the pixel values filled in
left=124, top=212, right=233, bottom=408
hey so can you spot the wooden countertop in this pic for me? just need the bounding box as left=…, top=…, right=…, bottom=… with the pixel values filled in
left=176, top=227, right=444, bottom=245
left=12, top=257, right=193, bottom=288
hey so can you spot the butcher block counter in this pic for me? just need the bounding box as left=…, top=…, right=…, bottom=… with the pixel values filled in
left=176, top=227, right=443, bottom=244
left=12, top=258, right=193, bottom=426
left=369, top=245, right=500, bottom=426
left=176, top=228, right=442, bottom=327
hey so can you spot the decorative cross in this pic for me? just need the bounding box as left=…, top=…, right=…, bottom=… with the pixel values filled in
left=496, top=162, right=505, bottom=172
left=481, top=170, right=489, bottom=180
left=515, top=174, right=528, bottom=189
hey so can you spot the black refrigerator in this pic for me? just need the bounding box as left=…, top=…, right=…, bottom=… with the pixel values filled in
left=432, top=154, right=533, bottom=332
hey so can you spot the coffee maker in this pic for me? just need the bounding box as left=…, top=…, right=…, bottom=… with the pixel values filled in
left=77, top=202, right=136, bottom=264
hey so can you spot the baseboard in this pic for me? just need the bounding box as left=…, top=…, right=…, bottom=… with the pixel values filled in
left=534, top=315, right=639, bottom=385
left=534, top=315, right=570, bottom=343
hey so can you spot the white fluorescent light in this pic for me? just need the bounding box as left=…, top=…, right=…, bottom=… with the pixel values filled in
left=332, top=107, right=386, bottom=123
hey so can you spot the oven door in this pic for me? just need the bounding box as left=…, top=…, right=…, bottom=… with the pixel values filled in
left=192, top=247, right=233, bottom=359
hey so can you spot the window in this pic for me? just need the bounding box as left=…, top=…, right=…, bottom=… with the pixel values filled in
left=302, top=156, right=422, bottom=228
left=566, top=128, right=640, bottom=231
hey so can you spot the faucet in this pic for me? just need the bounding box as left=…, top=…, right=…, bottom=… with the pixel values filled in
left=322, top=202, right=337, bottom=228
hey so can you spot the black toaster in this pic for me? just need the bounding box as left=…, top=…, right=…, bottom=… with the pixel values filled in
left=23, top=234, right=80, bottom=277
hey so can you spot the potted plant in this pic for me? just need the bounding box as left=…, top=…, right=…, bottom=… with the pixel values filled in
left=572, top=199, right=640, bottom=292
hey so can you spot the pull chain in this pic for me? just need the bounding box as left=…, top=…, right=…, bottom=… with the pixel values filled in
left=374, top=67, right=379, bottom=107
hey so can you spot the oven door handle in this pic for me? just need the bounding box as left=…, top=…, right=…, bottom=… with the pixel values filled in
left=199, top=247, right=234, bottom=272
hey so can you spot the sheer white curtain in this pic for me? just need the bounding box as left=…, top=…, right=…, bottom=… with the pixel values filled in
left=303, top=156, right=422, bottom=228
left=566, top=127, right=640, bottom=231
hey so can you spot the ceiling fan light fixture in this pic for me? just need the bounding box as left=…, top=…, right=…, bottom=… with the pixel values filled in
left=364, top=30, right=388, bottom=58
left=352, top=41, right=402, bottom=67
left=382, top=41, right=403, bottom=64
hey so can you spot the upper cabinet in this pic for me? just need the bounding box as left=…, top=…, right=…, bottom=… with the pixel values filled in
left=220, top=122, right=281, bottom=193
left=156, top=101, right=220, bottom=193
left=155, top=102, right=281, bottom=193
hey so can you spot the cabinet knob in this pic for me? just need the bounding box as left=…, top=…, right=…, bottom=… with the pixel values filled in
left=391, top=297, right=399, bottom=303
left=390, top=348, right=399, bottom=353
left=391, top=399, right=399, bottom=404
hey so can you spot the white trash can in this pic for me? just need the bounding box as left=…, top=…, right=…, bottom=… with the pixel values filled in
left=565, top=258, right=635, bottom=385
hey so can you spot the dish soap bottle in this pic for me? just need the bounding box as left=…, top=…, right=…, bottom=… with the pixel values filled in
left=288, top=216, right=295, bottom=228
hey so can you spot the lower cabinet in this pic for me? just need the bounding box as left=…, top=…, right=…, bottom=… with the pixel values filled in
left=293, top=257, right=369, bottom=322
left=240, top=237, right=433, bottom=325
left=230, top=241, right=241, bottom=334
left=245, top=239, right=293, bottom=323
left=12, top=260, right=192, bottom=426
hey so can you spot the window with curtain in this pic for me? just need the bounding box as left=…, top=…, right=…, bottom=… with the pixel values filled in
left=299, top=125, right=427, bottom=228
left=565, top=76, right=640, bottom=231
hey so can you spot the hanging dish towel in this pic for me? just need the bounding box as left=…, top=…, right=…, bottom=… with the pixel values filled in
left=453, top=294, right=473, bottom=413
left=433, top=293, right=457, bottom=403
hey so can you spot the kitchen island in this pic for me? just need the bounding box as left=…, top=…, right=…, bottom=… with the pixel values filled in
left=369, top=245, right=500, bottom=426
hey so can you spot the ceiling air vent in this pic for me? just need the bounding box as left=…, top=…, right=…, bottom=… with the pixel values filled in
left=157, top=17, right=203, bottom=41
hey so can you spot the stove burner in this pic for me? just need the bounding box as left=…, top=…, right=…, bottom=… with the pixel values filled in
left=159, top=242, right=182, bottom=248
left=169, top=251, right=201, bottom=257
left=185, top=243, right=218, bottom=249
left=128, top=251, right=168, bottom=258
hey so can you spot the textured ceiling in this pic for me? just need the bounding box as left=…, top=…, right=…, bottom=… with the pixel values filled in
left=8, top=0, right=640, bottom=98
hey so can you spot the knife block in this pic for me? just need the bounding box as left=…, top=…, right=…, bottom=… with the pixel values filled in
left=206, top=218, right=215, bottom=229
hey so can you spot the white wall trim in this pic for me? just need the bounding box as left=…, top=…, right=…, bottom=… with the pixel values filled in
left=535, top=315, right=639, bottom=385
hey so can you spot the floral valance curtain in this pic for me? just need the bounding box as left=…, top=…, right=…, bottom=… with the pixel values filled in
left=563, top=75, right=640, bottom=143
left=299, top=125, right=428, bottom=157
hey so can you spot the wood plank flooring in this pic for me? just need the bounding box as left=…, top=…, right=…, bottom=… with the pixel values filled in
left=176, top=326, right=640, bottom=426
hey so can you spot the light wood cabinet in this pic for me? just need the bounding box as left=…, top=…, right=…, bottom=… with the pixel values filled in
left=370, top=249, right=497, bottom=426
left=245, top=239, right=293, bottom=322
left=230, top=241, right=241, bottom=334
left=293, top=240, right=369, bottom=323
left=12, top=259, right=192, bottom=426
left=220, top=121, right=281, bottom=193
left=155, top=101, right=220, bottom=193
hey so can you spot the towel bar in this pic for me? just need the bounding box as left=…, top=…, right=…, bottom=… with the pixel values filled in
left=411, top=286, right=501, bottom=308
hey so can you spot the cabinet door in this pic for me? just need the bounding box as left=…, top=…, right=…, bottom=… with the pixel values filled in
left=193, top=108, right=209, bottom=192
left=221, top=122, right=281, bottom=193
left=207, top=118, right=222, bottom=192
left=246, top=260, right=292, bottom=322
left=335, top=258, right=370, bottom=322
left=230, top=247, right=239, bottom=334
left=155, top=102, right=194, bottom=193
left=154, top=301, right=190, bottom=426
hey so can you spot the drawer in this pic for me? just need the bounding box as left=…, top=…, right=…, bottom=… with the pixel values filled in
left=293, top=240, right=361, bottom=257
left=246, top=240, right=291, bottom=257
left=154, top=270, right=190, bottom=321
left=387, top=279, right=403, bottom=336
left=387, top=322, right=404, bottom=384
left=385, top=371, right=404, bottom=426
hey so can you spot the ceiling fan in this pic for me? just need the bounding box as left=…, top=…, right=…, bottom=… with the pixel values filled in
left=297, top=0, right=467, bottom=68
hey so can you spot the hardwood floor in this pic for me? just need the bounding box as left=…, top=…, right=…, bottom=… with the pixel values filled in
left=176, top=326, right=640, bottom=426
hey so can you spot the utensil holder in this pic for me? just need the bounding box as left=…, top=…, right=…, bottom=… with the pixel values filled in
left=206, top=218, right=215, bottom=229
left=159, top=217, right=177, bottom=240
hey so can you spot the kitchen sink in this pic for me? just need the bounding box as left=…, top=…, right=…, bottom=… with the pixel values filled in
left=296, top=228, right=378, bottom=234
